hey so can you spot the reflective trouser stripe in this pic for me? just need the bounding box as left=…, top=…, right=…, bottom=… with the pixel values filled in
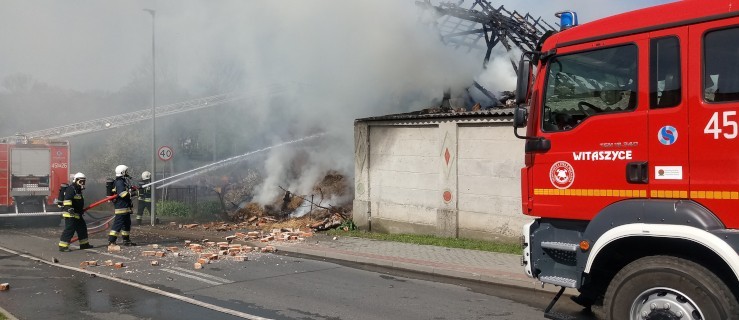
left=59, top=241, right=69, bottom=247
left=120, top=191, right=129, bottom=197
left=62, top=213, right=81, bottom=219
left=114, top=208, right=132, bottom=214
left=121, top=231, right=130, bottom=236
left=109, top=231, right=119, bottom=236
left=63, top=200, right=73, bottom=205
left=144, top=199, right=151, bottom=202
left=78, top=239, right=88, bottom=244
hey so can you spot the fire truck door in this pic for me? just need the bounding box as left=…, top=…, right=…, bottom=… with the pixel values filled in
left=531, top=38, right=649, bottom=220
left=647, top=28, right=689, bottom=201
left=688, top=19, right=739, bottom=228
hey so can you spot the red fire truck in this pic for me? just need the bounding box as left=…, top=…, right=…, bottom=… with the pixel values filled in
left=513, top=1, right=739, bottom=318
left=0, top=136, right=70, bottom=215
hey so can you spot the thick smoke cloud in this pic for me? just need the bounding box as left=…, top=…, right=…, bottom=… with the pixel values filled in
left=0, top=0, right=675, bottom=206
left=0, top=0, right=676, bottom=92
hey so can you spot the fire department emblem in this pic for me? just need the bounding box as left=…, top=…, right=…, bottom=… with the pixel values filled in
left=549, top=161, right=575, bottom=189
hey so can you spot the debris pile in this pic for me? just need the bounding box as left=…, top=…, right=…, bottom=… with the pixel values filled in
left=81, top=256, right=127, bottom=270
left=310, top=212, right=352, bottom=231
left=175, top=213, right=350, bottom=234
left=185, top=239, right=251, bottom=269
left=226, top=171, right=353, bottom=232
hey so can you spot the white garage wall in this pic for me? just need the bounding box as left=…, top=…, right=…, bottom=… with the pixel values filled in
left=369, top=126, right=439, bottom=225
left=458, top=124, right=526, bottom=238
left=355, top=114, right=529, bottom=241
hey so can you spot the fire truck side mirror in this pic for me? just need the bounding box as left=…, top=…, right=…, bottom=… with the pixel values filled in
left=515, top=52, right=533, bottom=105
left=514, top=107, right=528, bottom=128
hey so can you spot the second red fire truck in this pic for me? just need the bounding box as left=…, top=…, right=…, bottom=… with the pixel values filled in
left=0, top=136, right=69, bottom=215
left=514, top=1, right=739, bottom=318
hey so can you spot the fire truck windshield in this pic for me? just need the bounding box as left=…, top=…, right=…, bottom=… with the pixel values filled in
left=542, top=44, right=638, bottom=132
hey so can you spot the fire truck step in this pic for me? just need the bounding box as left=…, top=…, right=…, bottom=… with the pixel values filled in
left=541, top=242, right=578, bottom=252
left=539, top=276, right=577, bottom=288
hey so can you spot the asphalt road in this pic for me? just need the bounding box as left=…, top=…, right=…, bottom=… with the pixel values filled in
left=0, top=220, right=594, bottom=320
left=0, top=252, right=245, bottom=320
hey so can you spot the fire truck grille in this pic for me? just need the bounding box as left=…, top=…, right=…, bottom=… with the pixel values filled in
left=12, top=187, right=50, bottom=192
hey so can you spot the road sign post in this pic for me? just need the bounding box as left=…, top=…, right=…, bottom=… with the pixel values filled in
left=154, top=145, right=172, bottom=226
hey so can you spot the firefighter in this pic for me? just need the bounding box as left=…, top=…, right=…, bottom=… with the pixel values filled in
left=136, top=171, right=152, bottom=225
left=58, top=172, right=93, bottom=251
left=108, top=165, right=137, bottom=246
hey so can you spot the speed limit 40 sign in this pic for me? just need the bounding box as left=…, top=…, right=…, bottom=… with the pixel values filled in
left=157, top=146, right=174, bottom=161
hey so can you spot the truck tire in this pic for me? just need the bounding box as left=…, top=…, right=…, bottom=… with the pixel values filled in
left=603, top=255, right=739, bottom=320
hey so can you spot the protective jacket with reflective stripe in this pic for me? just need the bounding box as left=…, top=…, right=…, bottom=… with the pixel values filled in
left=113, top=177, right=133, bottom=213
left=138, top=179, right=152, bottom=202
left=62, top=184, right=84, bottom=214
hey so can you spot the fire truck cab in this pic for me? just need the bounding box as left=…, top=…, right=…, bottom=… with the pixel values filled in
left=514, top=1, right=739, bottom=318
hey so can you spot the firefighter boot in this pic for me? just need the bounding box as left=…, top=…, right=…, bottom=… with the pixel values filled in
left=136, top=216, right=142, bottom=225
left=79, top=243, right=94, bottom=249
left=122, top=236, right=137, bottom=246
left=58, top=246, right=70, bottom=252
left=108, top=237, right=117, bottom=247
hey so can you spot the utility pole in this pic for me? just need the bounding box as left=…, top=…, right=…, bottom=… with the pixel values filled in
left=144, top=8, right=157, bottom=226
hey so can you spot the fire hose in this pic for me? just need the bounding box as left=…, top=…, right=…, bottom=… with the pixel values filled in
left=69, top=194, right=117, bottom=243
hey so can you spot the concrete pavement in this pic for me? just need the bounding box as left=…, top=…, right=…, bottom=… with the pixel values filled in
left=244, top=233, right=563, bottom=294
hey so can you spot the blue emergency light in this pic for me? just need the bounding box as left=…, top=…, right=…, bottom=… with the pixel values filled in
left=555, top=11, right=578, bottom=30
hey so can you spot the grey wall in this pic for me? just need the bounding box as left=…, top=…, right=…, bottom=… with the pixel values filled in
left=353, top=116, right=527, bottom=242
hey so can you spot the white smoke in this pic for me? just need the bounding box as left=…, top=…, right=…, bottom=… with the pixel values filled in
left=0, top=0, right=675, bottom=208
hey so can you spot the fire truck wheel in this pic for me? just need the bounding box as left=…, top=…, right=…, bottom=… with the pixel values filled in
left=603, top=255, right=738, bottom=320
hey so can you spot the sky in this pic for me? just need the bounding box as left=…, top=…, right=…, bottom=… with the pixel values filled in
left=0, top=0, right=677, bottom=204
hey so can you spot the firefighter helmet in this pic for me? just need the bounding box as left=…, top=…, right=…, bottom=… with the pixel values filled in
left=115, top=165, right=129, bottom=177
left=73, top=172, right=86, bottom=189
left=141, top=171, right=151, bottom=180
left=73, top=172, right=86, bottom=181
